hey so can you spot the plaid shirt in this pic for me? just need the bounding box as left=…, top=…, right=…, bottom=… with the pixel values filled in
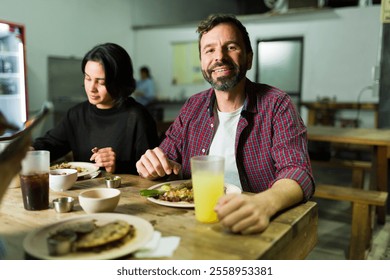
left=160, top=79, right=315, bottom=200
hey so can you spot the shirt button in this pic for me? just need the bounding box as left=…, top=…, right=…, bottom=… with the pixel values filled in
left=201, top=149, right=206, bottom=153
left=210, top=124, right=214, bottom=128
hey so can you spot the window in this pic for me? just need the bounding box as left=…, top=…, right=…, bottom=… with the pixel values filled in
left=256, top=37, right=303, bottom=111
left=172, top=41, right=203, bottom=85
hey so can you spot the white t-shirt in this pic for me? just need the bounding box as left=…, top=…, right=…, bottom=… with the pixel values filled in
left=209, top=106, right=243, bottom=189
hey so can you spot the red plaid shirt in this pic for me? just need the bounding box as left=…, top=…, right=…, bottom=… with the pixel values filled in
left=160, top=79, right=315, bottom=200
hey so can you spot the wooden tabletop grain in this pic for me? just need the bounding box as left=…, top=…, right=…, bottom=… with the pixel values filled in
left=307, top=125, right=390, bottom=147
left=0, top=174, right=318, bottom=260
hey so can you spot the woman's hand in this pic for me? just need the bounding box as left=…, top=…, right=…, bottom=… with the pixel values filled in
left=90, top=147, right=116, bottom=173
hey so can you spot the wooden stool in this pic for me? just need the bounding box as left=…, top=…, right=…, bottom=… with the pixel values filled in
left=313, top=184, right=387, bottom=259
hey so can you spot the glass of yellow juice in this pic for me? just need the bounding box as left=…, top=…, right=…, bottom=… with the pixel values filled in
left=191, top=155, right=224, bottom=223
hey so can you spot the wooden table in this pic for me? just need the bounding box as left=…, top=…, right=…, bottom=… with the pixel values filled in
left=0, top=174, right=318, bottom=260
left=301, top=101, right=378, bottom=127
left=307, top=125, right=390, bottom=223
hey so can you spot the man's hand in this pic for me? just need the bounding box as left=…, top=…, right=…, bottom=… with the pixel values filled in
left=215, top=179, right=304, bottom=234
left=136, top=147, right=181, bottom=180
left=214, top=194, right=271, bottom=234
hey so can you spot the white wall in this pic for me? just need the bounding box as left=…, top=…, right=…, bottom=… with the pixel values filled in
left=130, top=0, right=237, bottom=28
left=0, top=2, right=382, bottom=128
left=133, top=26, right=208, bottom=100
left=133, top=6, right=381, bottom=127
left=245, top=7, right=381, bottom=103
left=0, top=0, right=135, bottom=114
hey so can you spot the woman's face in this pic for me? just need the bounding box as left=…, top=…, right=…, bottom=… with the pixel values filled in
left=84, top=61, right=114, bottom=109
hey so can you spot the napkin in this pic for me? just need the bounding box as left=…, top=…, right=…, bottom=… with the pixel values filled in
left=134, top=231, right=180, bottom=258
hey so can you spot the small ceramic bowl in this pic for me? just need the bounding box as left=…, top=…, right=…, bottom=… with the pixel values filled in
left=78, top=188, right=120, bottom=214
left=49, top=169, right=78, bottom=192
left=53, top=197, right=75, bottom=213
left=105, top=175, right=121, bottom=188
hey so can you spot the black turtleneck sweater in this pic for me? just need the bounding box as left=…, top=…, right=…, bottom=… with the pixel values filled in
left=33, top=98, right=159, bottom=174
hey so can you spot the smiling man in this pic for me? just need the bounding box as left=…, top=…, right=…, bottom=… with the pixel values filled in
left=136, top=14, right=315, bottom=234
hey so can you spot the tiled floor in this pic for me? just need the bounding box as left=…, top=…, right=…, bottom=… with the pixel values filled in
left=305, top=166, right=390, bottom=260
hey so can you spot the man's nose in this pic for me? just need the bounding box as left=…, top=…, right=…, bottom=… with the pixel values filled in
left=214, top=48, right=227, bottom=61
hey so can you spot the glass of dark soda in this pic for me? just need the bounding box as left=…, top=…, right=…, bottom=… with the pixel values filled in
left=19, top=151, right=50, bottom=210
left=20, top=173, right=49, bottom=210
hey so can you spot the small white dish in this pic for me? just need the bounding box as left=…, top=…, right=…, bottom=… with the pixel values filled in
left=49, top=169, right=78, bottom=192
left=78, top=188, right=120, bottom=214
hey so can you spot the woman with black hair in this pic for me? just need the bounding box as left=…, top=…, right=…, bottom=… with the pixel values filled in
left=33, top=43, right=159, bottom=174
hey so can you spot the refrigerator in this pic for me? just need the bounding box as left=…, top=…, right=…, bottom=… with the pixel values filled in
left=0, top=19, right=27, bottom=132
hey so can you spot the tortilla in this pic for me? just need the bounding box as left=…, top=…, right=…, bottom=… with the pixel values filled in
left=75, top=220, right=132, bottom=249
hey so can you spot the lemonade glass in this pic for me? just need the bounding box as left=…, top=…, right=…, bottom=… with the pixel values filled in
left=191, top=155, right=224, bottom=223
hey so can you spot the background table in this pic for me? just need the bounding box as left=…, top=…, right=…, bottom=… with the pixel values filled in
left=307, top=125, right=390, bottom=223
left=301, top=101, right=378, bottom=127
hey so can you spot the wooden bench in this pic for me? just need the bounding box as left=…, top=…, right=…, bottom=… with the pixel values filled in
left=313, top=184, right=388, bottom=259
left=312, top=159, right=372, bottom=188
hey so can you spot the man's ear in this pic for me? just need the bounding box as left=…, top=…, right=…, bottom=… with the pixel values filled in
left=247, top=52, right=253, bottom=70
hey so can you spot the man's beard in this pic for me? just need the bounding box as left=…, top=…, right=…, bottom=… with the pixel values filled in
left=202, top=61, right=247, bottom=91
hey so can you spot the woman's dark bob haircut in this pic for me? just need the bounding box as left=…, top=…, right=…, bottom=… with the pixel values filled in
left=82, top=42, right=136, bottom=106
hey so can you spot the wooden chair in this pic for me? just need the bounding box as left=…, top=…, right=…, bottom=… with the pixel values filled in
left=313, top=184, right=387, bottom=259
left=311, top=158, right=372, bottom=188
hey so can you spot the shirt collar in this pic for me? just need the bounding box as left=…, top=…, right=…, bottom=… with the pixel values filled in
left=207, top=78, right=258, bottom=117
left=242, top=79, right=258, bottom=115
left=207, top=89, right=217, bottom=117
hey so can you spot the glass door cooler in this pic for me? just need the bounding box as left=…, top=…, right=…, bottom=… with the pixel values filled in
left=0, top=19, right=27, bottom=132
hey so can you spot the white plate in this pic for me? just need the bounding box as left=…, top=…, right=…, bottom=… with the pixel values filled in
left=54, top=162, right=99, bottom=178
left=146, top=180, right=242, bottom=208
left=23, top=213, right=154, bottom=260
